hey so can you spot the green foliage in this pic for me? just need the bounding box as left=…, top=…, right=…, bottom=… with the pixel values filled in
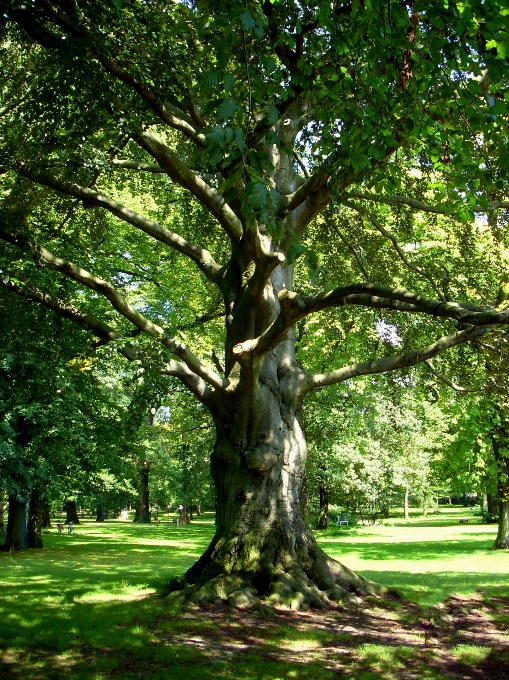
left=304, top=375, right=449, bottom=520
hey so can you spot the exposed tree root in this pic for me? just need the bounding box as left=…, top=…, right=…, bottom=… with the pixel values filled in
left=169, top=548, right=403, bottom=612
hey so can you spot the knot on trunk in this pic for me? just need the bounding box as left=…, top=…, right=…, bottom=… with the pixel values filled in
left=244, top=446, right=278, bottom=473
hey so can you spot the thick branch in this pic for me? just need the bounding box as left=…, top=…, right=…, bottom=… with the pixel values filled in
left=159, top=361, right=214, bottom=409
left=308, top=326, right=493, bottom=391
left=1, top=275, right=216, bottom=408
left=134, top=129, right=243, bottom=242
left=111, top=160, right=166, bottom=173
left=233, top=283, right=509, bottom=362
left=346, top=190, right=509, bottom=215
left=14, top=162, right=223, bottom=285
left=1, top=231, right=227, bottom=391
left=0, top=276, right=137, bottom=361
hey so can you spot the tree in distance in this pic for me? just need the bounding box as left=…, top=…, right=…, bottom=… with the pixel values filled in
left=1, top=0, right=508, bottom=608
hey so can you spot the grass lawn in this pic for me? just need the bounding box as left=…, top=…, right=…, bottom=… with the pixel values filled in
left=0, top=507, right=507, bottom=679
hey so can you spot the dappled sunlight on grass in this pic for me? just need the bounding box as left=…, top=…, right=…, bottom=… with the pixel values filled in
left=1, top=509, right=508, bottom=679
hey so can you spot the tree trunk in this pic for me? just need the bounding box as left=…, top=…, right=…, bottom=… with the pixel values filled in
left=487, top=492, right=498, bottom=515
left=0, top=489, right=5, bottom=535
left=317, top=483, right=329, bottom=530
left=136, top=462, right=150, bottom=523
left=422, top=493, right=428, bottom=518
left=2, top=496, right=26, bottom=551
left=495, top=499, right=509, bottom=548
left=180, top=400, right=389, bottom=610
left=65, top=501, right=80, bottom=524
left=27, top=489, right=44, bottom=549
left=492, top=421, right=509, bottom=548
left=41, top=502, right=52, bottom=528
left=96, top=505, right=107, bottom=521
left=404, top=487, right=410, bottom=520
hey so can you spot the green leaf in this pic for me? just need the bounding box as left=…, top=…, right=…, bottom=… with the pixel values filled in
left=240, top=12, right=256, bottom=31
left=206, top=126, right=225, bottom=147
left=286, top=243, right=305, bottom=265
left=217, top=98, right=237, bottom=122
left=267, top=105, right=280, bottom=126
left=233, top=128, right=246, bottom=151
left=200, top=71, right=223, bottom=88
left=223, top=73, right=235, bottom=92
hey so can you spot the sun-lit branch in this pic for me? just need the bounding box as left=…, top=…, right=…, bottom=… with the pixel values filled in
left=134, top=129, right=243, bottom=243
left=14, top=163, right=223, bottom=286
left=1, top=231, right=227, bottom=392
left=307, top=326, right=493, bottom=391
left=346, top=190, right=509, bottom=215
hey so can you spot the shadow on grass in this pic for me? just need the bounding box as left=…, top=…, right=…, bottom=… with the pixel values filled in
left=2, top=596, right=509, bottom=680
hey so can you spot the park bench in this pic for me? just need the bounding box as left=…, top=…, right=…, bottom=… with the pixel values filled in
left=336, top=516, right=349, bottom=526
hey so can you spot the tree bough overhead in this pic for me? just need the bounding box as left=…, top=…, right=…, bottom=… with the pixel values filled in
left=1, top=1, right=509, bottom=602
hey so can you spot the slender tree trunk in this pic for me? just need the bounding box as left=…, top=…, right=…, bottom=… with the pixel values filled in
left=317, top=483, right=329, bottom=529
left=496, top=500, right=509, bottom=548
left=65, top=501, right=80, bottom=524
left=41, top=502, right=52, bottom=528
left=2, top=496, right=26, bottom=551
left=404, top=487, right=410, bottom=520
left=96, top=505, right=107, bottom=521
left=136, top=462, right=150, bottom=523
left=487, top=492, right=498, bottom=515
left=492, top=420, right=509, bottom=548
left=422, top=493, right=428, bottom=518
left=0, top=489, right=5, bottom=535
left=27, top=489, right=44, bottom=549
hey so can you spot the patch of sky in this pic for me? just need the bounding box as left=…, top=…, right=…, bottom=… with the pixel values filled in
left=376, top=320, right=402, bottom=346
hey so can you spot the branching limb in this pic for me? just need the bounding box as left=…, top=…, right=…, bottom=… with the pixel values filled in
left=1, top=231, right=228, bottom=392
left=1, top=275, right=216, bottom=408
left=346, top=201, right=445, bottom=300
left=159, top=361, right=214, bottom=409
left=0, top=276, right=138, bottom=361
left=134, top=129, right=243, bottom=243
left=110, top=160, right=166, bottom=173
left=307, top=325, right=493, bottom=391
left=327, top=218, right=370, bottom=280
left=233, top=282, right=509, bottom=362
left=279, top=169, right=329, bottom=214
left=16, top=0, right=207, bottom=146
left=424, top=360, right=479, bottom=393
left=13, top=162, right=223, bottom=285
left=346, top=190, right=509, bottom=215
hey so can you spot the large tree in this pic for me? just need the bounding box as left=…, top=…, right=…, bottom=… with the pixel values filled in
left=1, top=0, right=509, bottom=607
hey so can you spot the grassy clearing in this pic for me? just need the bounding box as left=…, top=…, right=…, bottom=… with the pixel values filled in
left=0, top=507, right=508, bottom=679
left=317, top=506, right=507, bottom=606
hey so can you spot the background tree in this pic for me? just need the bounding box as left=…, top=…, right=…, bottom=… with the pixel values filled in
left=0, top=0, right=508, bottom=603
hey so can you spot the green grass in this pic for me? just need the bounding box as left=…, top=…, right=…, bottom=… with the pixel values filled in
left=316, top=506, right=506, bottom=605
left=0, top=507, right=507, bottom=679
